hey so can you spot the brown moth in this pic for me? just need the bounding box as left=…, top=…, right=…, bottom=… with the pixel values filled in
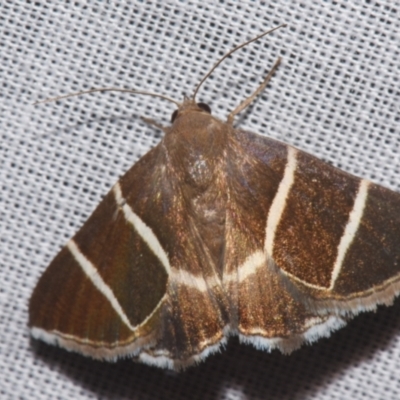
left=29, top=25, right=400, bottom=370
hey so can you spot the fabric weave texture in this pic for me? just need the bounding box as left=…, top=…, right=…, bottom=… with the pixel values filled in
left=1, top=1, right=400, bottom=399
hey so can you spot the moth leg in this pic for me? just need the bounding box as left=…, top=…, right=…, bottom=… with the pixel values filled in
left=227, top=57, right=281, bottom=124
left=141, top=116, right=168, bottom=132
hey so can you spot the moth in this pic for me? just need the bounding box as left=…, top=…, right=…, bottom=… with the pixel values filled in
left=29, top=25, right=400, bottom=370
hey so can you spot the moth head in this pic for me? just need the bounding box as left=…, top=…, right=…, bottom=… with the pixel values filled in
left=170, top=100, right=211, bottom=123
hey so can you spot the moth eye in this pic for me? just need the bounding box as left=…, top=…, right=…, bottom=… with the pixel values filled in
left=171, top=109, right=179, bottom=123
left=197, top=102, right=211, bottom=114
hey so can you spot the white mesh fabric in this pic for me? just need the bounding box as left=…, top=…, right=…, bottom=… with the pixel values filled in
left=1, top=1, right=400, bottom=399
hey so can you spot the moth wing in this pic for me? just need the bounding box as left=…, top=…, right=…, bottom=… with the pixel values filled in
left=29, top=143, right=228, bottom=369
left=29, top=145, right=169, bottom=360
left=225, top=129, right=400, bottom=353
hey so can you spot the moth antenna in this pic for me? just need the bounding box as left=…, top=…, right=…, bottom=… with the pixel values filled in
left=227, top=56, right=282, bottom=124
left=34, top=87, right=181, bottom=107
left=192, top=24, right=287, bottom=101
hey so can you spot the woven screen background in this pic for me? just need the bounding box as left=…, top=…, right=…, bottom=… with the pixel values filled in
left=2, top=1, right=400, bottom=399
